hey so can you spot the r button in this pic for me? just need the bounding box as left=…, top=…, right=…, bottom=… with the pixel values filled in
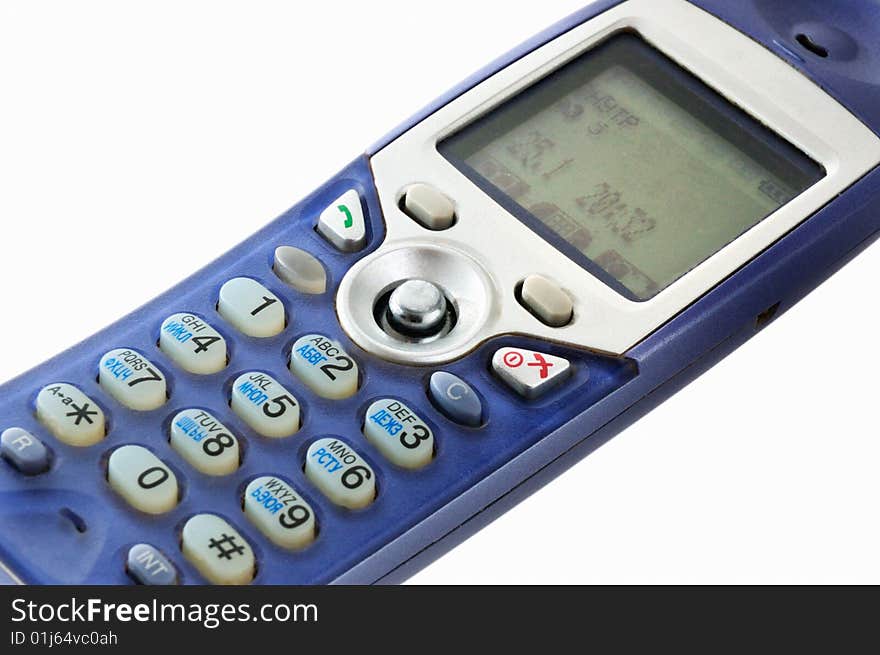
left=1, top=428, right=50, bottom=475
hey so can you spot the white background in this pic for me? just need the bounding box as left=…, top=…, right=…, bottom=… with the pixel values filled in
left=1, top=1, right=878, bottom=584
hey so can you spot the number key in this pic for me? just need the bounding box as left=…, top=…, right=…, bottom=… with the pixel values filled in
left=99, top=349, right=168, bottom=411
left=169, top=409, right=240, bottom=475
left=289, top=334, right=359, bottom=399
left=230, top=372, right=301, bottom=438
left=159, top=313, right=227, bottom=374
left=305, top=437, right=375, bottom=509
left=107, top=445, right=178, bottom=514
left=218, top=277, right=285, bottom=338
left=363, top=398, right=434, bottom=469
left=244, top=476, right=316, bottom=550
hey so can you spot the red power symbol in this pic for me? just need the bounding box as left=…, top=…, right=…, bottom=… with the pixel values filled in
left=528, top=354, right=554, bottom=379
left=503, top=351, right=524, bottom=368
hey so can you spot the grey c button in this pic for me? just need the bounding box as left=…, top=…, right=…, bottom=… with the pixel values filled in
left=428, top=372, right=482, bottom=427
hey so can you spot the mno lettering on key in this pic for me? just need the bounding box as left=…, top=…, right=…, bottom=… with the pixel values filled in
left=311, top=447, right=349, bottom=474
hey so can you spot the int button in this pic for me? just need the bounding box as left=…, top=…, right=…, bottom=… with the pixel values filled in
left=519, top=275, right=573, bottom=327
left=126, top=543, right=178, bottom=586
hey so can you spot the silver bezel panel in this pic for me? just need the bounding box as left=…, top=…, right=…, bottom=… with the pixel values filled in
left=340, top=0, right=880, bottom=363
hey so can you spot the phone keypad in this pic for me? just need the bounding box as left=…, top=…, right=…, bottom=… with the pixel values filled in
left=99, top=349, right=168, bottom=411
left=1, top=179, right=587, bottom=584
left=35, top=383, right=106, bottom=446
left=169, top=409, right=240, bottom=476
left=289, top=334, right=359, bottom=400
left=218, top=277, right=285, bottom=338
left=160, top=313, right=227, bottom=375
left=244, top=476, right=316, bottom=551
left=181, top=514, right=255, bottom=585
left=107, top=445, right=179, bottom=515
left=305, top=438, right=376, bottom=510
left=230, top=372, right=301, bottom=438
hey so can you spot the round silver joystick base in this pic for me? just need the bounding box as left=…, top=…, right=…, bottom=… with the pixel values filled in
left=338, top=243, right=493, bottom=363
left=378, top=278, right=455, bottom=344
left=386, top=280, right=447, bottom=335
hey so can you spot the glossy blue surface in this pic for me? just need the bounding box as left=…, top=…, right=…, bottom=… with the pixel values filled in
left=0, top=155, right=637, bottom=585
left=2, top=0, right=880, bottom=584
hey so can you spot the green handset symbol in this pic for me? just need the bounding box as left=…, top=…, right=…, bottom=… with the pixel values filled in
left=338, top=204, right=354, bottom=229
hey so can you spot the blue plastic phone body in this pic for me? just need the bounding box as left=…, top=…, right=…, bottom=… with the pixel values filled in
left=1, top=0, right=879, bottom=584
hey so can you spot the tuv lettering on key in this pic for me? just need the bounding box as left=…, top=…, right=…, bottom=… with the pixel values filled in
left=174, top=410, right=223, bottom=442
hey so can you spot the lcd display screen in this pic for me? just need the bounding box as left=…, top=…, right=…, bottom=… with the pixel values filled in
left=439, top=33, right=825, bottom=300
